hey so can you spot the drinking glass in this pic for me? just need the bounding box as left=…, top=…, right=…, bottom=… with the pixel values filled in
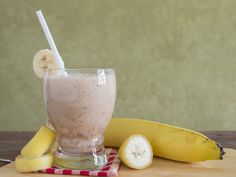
left=44, top=69, right=116, bottom=169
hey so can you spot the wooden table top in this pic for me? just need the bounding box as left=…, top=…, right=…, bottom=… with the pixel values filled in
left=0, top=131, right=236, bottom=167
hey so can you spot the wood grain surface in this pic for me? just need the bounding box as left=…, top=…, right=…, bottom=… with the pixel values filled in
left=0, top=131, right=236, bottom=168
left=1, top=148, right=236, bottom=177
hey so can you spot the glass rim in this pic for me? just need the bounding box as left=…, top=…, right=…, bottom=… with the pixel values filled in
left=46, top=68, right=115, bottom=72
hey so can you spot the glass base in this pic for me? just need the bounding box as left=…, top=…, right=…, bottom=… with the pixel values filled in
left=54, top=147, right=107, bottom=170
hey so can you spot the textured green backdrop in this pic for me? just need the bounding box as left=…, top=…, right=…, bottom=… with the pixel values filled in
left=1, top=0, right=236, bottom=131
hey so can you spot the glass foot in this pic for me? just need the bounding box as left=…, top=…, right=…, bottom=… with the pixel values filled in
left=54, top=147, right=107, bottom=170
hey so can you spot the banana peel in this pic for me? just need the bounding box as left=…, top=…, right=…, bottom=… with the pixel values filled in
left=15, top=153, right=54, bottom=173
left=15, top=126, right=56, bottom=173
left=21, top=126, right=56, bottom=157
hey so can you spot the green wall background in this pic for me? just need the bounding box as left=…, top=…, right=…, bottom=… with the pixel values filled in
left=1, top=0, right=236, bottom=131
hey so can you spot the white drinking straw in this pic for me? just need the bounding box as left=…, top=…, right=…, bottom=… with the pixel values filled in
left=36, top=10, right=65, bottom=69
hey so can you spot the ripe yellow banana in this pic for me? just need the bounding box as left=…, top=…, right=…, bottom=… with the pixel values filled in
left=21, top=126, right=56, bottom=157
left=15, top=126, right=56, bottom=173
left=104, top=118, right=224, bottom=162
left=15, top=153, right=54, bottom=173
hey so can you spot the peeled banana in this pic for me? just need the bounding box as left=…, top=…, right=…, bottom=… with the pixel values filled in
left=119, top=134, right=153, bottom=169
left=33, top=49, right=61, bottom=78
left=104, top=118, right=224, bottom=162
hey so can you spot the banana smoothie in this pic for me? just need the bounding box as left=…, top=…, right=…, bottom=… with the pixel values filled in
left=44, top=69, right=116, bottom=169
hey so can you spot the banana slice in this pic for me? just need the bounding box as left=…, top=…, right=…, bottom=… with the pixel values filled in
left=15, top=153, right=54, bottom=173
left=119, top=134, right=153, bottom=169
left=33, top=49, right=61, bottom=78
left=21, top=126, right=56, bottom=157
